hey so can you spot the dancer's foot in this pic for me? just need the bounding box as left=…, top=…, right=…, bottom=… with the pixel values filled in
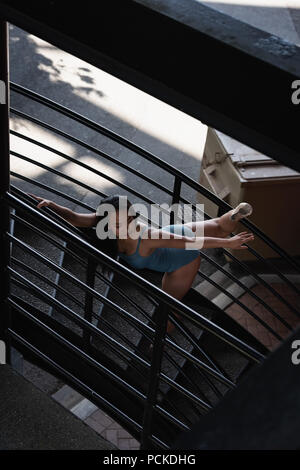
left=230, top=202, right=253, bottom=221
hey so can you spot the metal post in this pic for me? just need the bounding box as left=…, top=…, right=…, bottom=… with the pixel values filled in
left=170, top=176, right=182, bottom=226
left=0, top=20, right=10, bottom=363
left=140, top=301, right=169, bottom=449
left=83, top=257, right=96, bottom=349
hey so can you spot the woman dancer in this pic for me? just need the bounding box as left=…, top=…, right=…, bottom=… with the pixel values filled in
left=29, top=193, right=254, bottom=333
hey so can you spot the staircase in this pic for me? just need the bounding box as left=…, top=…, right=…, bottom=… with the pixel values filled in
left=1, top=80, right=299, bottom=449
left=1, top=5, right=300, bottom=447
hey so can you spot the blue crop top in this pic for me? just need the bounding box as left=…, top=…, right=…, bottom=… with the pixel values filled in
left=117, top=224, right=200, bottom=273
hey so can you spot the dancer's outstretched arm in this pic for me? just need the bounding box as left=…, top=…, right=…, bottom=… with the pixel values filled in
left=28, top=194, right=97, bottom=227
left=144, top=228, right=254, bottom=250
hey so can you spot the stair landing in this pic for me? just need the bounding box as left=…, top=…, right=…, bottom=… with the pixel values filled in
left=0, top=364, right=116, bottom=450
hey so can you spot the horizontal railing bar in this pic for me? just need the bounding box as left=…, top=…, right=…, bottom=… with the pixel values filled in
left=6, top=192, right=265, bottom=362
left=11, top=256, right=83, bottom=309
left=11, top=185, right=94, bottom=242
left=5, top=328, right=172, bottom=447
left=10, top=217, right=223, bottom=404
left=155, top=405, right=190, bottom=432
left=9, top=269, right=154, bottom=370
left=9, top=273, right=235, bottom=404
left=163, top=335, right=241, bottom=386
left=10, top=149, right=107, bottom=199
left=164, top=313, right=230, bottom=386
left=198, top=250, right=295, bottom=329
left=9, top=291, right=192, bottom=432
left=11, top=140, right=171, bottom=220
left=178, top=192, right=300, bottom=301
left=11, top=185, right=87, bottom=237
left=7, top=295, right=146, bottom=402
left=194, top=266, right=283, bottom=341
left=11, top=128, right=174, bottom=199
left=10, top=210, right=158, bottom=329
left=9, top=270, right=232, bottom=400
left=11, top=176, right=94, bottom=211
left=11, top=82, right=300, bottom=274
left=8, top=294, right=212, bottom=414
left=8, top=231, right=156, bottom=340
left=247, top=245, right=300, bottom=297
left=10, top=227, right=223, bottom=404
left=218, top=248, right=300, bottom=320
left=12, top=249, right=208, bottom=412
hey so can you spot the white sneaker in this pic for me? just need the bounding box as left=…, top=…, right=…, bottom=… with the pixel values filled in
left=230, top=202, right=253, bottom=221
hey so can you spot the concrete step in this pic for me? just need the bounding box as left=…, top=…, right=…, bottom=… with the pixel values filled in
left=194, top=265, right=258, bottom=310
left=52, top=384, right=98, bottom=420
left=194, top=263, right=233, bottom=300
left=212, top=275, right=257, bottom=310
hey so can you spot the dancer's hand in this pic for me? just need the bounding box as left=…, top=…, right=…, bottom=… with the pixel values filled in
left=27, top=193, right=52, bottom=209
left=227, top=231, right=254, bottom=249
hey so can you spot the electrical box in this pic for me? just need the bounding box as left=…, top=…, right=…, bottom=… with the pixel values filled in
left=197, top=127, right=300, bottom=262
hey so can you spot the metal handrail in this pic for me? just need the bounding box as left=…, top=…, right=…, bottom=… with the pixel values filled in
left=9, top=172, right=289, bottom=342
left=11, top=141, right=300, bottom=329
left=6, top=326, right=168, bottom=448
left=10, top=118, right=300, bottom=314
left=0, top=19, right=297, bottom=448
left=8, top=284, right=215, bottom=411
left=11, top=243, right=216, bottom=411
left=10, top=115, right=171, bottom=213
left=10, top=81, right=300, bottom=273
left=8, top=239, right=238, bottom=390
left=8, top=294, right=192, bottom=432
left=11, top=204, right=230, bottom=400
left=9, top=209, right=250, bottom=400
left=6, top=191, right=264, bottom=363
left=7, top=83, right=299, bottom=445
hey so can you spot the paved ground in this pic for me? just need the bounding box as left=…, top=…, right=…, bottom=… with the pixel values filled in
left=9, top=24, right=207, bottom=216
left=200, top=0, right=300, bottom=45
left=85, top=409, right=140, bottom=450
left=0, top=365, right=115, bottom=450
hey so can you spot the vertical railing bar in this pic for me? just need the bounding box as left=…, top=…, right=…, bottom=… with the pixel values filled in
left=0, top=20, right=10, bottom=364
left=83, top=257, right=96, bottom=348
left=140, top=302, right=169, bottom=449
left=170, top=175, right=182, bottom=226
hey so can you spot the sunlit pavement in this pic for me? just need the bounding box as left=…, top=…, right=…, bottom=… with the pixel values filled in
left=199, top=0, right=300, bottom=45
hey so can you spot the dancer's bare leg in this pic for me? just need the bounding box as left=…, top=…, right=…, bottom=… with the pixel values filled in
left=184, top=202, right=253, bottom=239
left=162, top=255, right=201, bottom=334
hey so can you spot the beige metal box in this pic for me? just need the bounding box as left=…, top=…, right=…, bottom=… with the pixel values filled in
left=197, top=128, right=300, bottom=262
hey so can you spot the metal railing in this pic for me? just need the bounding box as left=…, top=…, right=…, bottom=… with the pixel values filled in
left=5, top=192, right=266, bottom=447
left=0, top=21, right=299, bottom=449
left=9, top=82, right=300, bottom=342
